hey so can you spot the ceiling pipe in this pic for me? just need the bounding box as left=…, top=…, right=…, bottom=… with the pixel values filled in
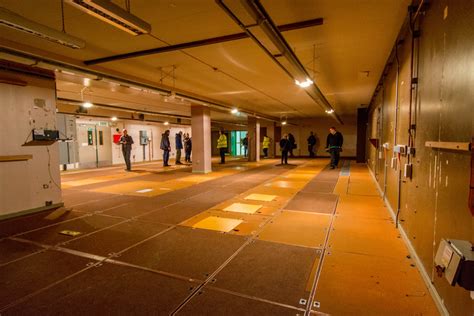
left=1, top=47, right=281, bottom=122
left=57, top=97, right=191, bottom=120
left=216, top=0, right=343, bottom=124
left=84, top=17, right=323, bottom=65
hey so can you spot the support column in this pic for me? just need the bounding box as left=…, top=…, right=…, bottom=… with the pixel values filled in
left=248, top=116, right=260, bottom=162
left=191, top=105, right=212, bottom=173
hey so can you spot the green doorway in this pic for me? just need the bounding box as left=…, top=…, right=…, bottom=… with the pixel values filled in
left=230, top=130, right=247, bottom=157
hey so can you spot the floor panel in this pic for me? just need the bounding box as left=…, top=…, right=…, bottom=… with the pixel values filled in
left=312, top=250, right=438, bottom=316
left=0, top=209, right=83, bottom=237
left=258, top=211, right=331, bottom=248
left=285, top=192, right=338, bottom=214
left=62, top=220, right=170, bottom=256
left=118, top=226, right=246, bottom=280
left=0, top=250, right=92, bottom=309
left=18, top=214, right=125, bottom=246
left=3, top=263, right=194, bottom=315
left=0, top=238, right=43, bottom=265
left=213, top=240, right=320, bottom=307
left=177, top=288, right=301, bottom=316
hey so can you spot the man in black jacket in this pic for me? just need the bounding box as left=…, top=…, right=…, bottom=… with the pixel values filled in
left=326, top=127, right=343, bottom=169
left=119, top=129, right=134, bottom=171
left=160, top=130, right=171, bottom=167
left=279, top=134, right=291, bottom=165
left=307, top=131, right=317, bottom=158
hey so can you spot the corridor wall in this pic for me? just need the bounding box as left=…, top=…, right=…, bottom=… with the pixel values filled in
left=366, top=1, right=473, bottom=315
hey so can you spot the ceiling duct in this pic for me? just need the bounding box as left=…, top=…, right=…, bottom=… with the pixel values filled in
left=0, top=7, right=85, bottom=49
left=216, top=0, right=342, bottom=124
left=66, top=0, right=151, bottom=35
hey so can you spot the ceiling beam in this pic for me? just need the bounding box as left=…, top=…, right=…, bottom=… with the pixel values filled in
left=84, top=17, right=323, bottom=65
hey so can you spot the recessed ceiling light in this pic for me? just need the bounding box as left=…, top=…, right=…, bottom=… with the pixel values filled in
left=82, top=102, right=93, bottom=108
left=281, top=121, right=287, bottom=125
left=231, top=108, right=238, bottom=114
left=111, top=116, right=117, bottom=121
left=164, top=121, right=169, bottom=126
left=295, top=78, right=313, bottom=88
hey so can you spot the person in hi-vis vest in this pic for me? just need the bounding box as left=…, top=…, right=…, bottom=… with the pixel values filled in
left=217, top=130, right=227, bottom=164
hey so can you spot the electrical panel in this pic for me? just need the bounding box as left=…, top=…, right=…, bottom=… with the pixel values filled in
left=407, top=146, right=416, bottom=156
left=434, top=239, right=474, bottom=291
left=139, top=130, right=148, bottom=145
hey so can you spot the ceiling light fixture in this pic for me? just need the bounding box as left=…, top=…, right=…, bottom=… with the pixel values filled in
left=281, top=121, right=287, bottom=125
left=0, top=7, right=85, bottom=49
left=325, top=109, right=334, bottom=114
left=231, top=108, right=238, bottom=114
left=295, top=78, right=313, bottom=88
left=164, top=121, right=169, bottom=126
left=82, top=101, right=93, bottom=108
left=111, top=116, right=117, bottom=121
left=66, top=0, right=151, bottom=35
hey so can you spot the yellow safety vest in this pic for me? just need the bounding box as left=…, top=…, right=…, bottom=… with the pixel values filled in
left=262, top=136, right=270, bottom=149
left=217, top=134, right=227, bottom=148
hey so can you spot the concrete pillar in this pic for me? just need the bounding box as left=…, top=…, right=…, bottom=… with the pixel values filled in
left=191, top=105, right=212, bottom=173
left=248, top=116, right=260, bottom=162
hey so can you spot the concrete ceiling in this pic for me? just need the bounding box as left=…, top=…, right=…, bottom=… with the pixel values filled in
left=0, top=0, right=410, bottom=122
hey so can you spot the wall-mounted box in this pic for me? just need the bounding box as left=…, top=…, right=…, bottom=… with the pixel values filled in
left=404, top=163, right=412, bottom=178
left=393, top=144, right=407, bottom=154
left=391, top=157, right=397, bottom=169
left=435, top=239, right=474, bottom=291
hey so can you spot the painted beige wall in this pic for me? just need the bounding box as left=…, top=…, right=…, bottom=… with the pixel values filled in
left=0, top=71, right=61, bottom=217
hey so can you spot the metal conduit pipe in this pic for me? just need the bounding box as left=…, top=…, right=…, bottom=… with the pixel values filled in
left=216, top=0, right=342, bottom=124
left=1, top=47, right=282, bottom=123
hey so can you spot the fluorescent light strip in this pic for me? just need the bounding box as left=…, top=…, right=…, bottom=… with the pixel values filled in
left=66, top=0, right=151, bottom=35
left=0, top=7, right=85, bottom=49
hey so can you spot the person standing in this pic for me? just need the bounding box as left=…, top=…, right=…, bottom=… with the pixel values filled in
left=160, top=130, right=171, bottom=167
left=288, top=133, right=296, bottom=157
left=279, top=134, right=291, bottom=165
left=217, top=130, right=227, bottom=164
left=326, top=127, right=343, bottom=169
left=184, top=133, right=192, bottom=163
left=307, top=131, right=317, bottom=158
left=175, top=131, right=183, bottom=165
left=262, top=135, right=270, bottom=158
left=241, top=133, right=249, bottom=158
left=119, top=129, right=134, bottom=171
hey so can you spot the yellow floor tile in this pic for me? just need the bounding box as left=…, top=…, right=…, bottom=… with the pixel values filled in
left=181, top=210, right=269, bottom=236
left=244, top=193, right=277, bottom=202
left=258, top=211, right=331, bottom=248
left=192, top=216, right=243, bottom=232
left=224, top=203, right=262, bottom=214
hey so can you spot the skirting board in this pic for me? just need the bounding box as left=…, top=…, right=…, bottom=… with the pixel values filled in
left=0, top=202, right=64, bottom=222
left=367, top=166, right=450, bottom=316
